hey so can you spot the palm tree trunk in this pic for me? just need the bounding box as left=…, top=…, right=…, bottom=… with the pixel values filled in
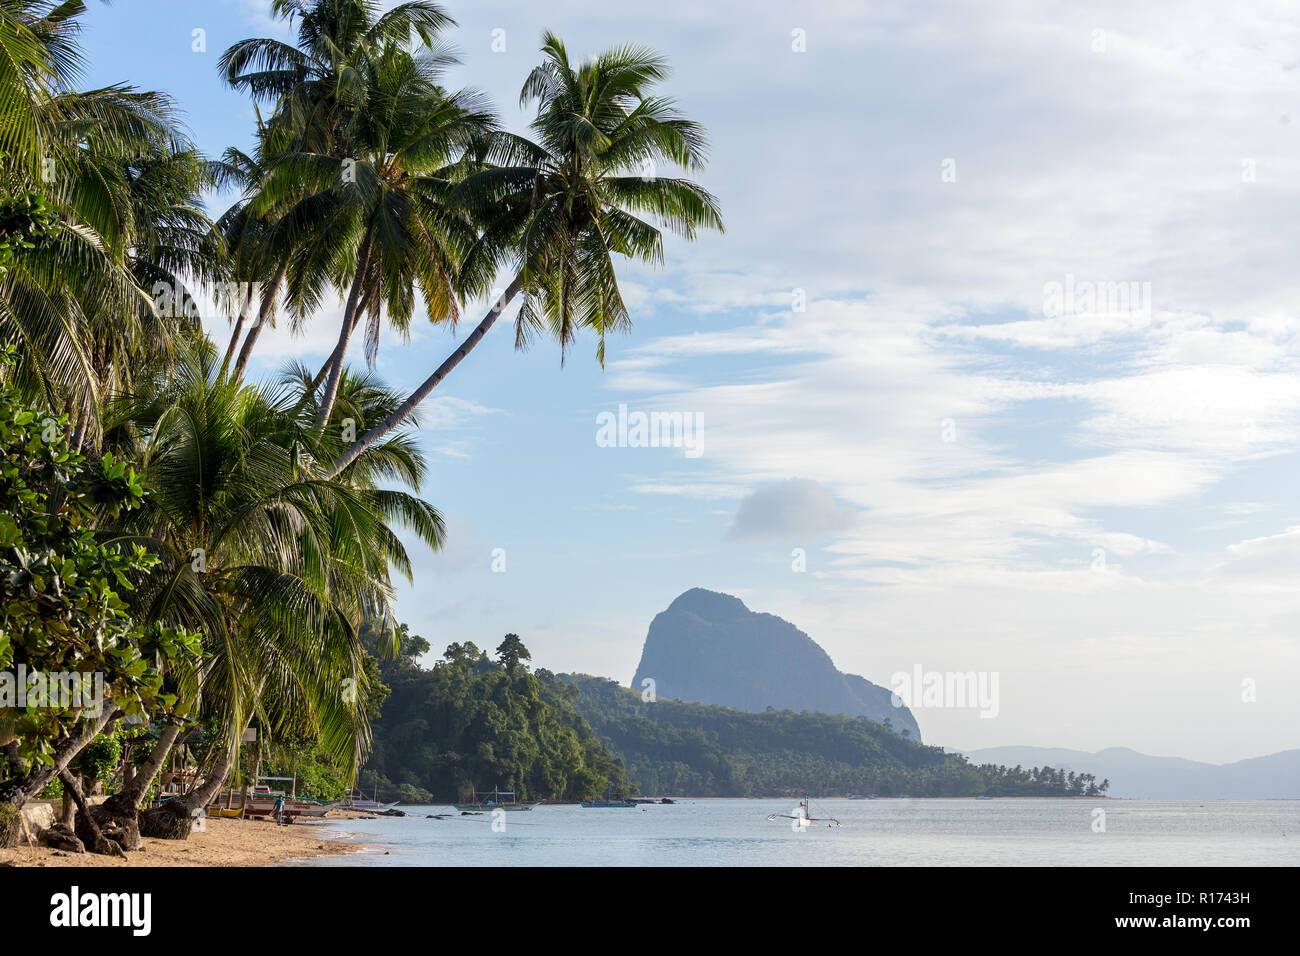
left=231, top=263, right=289, bottom=380
left=302, top=287, right=375, bottom=396
left=81, top=723, right=182, bottom=853
left=219, top=284, right=257, bottom=378
left=138, top=738, right=239, bottom=840
left=330, top=275, right=522, bottom=475
left=315, top=232, right=374, bottom=430
left=287, top=288, right=377, bottom=420
left=104, top=724, right=180, bottom=812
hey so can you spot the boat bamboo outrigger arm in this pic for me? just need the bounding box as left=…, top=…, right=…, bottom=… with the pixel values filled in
left=766, top=794, right=841, bottom=827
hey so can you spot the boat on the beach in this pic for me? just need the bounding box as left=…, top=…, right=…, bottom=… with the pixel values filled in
left=241, top=780, right=341, bottom=818
left=453, top=788, right=538, bottom=812
left=244, top=794, right=341, bottom=818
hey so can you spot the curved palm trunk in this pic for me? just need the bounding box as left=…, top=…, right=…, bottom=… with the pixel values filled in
left=231, top=263, right=289, bottom=380
left=315, top=232, right=374, bottom=430
left=219, top=285, right=258, bottom=378
left=309, top=289, right=374, bottom=390
left=85, top=723, right=182, bottom=852
left=123, top=724, right=183, bottom=805
left=287, top=289, right=377, bottom=419
left=96, top=724, right=180, bottom=814
left=69, top=397, right=90, bottom=454
left=138, top=740, right=239, bottom=840
left=330, top=275, right=522, bottom=475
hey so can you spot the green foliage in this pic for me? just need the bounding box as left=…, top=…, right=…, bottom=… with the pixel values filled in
left=72, top=733, right=123, bottom=785
left=261, top=733, right=354, bottom=801
left=495, top=634, right=530, bottom=673
left=563, top=675, right=1106, bottom=798
left=974, top=764, right=1109, bottom=797
left=361, top=632, right=622, bottom=802
left=0, top=347, right=201, bottom=771
left=0, top=2, right=726, bottom=808
left=102, top=346, right=443, bottom=782
left=503, top=31, right=724, bottom=366
left=0, top=185, right=57, bottom=276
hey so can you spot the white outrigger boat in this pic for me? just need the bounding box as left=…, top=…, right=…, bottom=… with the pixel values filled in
left=343, top=788, right=400, bottom=812
left=767, top=794, right=841, bottom=828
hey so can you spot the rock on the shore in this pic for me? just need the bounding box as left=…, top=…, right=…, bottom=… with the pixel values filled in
left=37, top=824, right=84, bottom=853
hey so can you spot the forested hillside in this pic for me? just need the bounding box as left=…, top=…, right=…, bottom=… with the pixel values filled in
left=354, top=631, right=1107, bottom=802
left=563, top=674, right=974, bottom=796
left=357, top=629, right=624, bottom=803
left=563, top=675, right=1108, bottom=798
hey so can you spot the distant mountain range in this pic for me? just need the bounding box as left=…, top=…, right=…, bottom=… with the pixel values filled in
left=631, top=588, right=920, bottom=739
left=964, top=746, right=1300, bottom=799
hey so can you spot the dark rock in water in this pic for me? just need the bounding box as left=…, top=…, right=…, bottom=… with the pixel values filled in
left=631, top=588, right=920, bottom=740
left=377, top=808, right=405, bottom=817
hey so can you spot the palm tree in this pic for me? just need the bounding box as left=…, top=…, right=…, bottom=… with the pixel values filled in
left=244, top=41, right=494, bottom=428
left=218, top=0, right=454, bottom=152
left=0, top=0, right=84, bottom=179
left=331, top=32, right=723, bottom=474
left=96, top=342, right=443, bottom=839
left=1, top=2, right=222, bottom=435
left=218, top=0, right=467, bottom=395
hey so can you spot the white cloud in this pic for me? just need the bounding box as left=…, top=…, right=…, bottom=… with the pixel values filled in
left=1211, top=526, right=1300, bottom=588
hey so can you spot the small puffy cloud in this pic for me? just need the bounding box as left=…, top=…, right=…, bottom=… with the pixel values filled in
left=725, top=478, right=858, bottom=541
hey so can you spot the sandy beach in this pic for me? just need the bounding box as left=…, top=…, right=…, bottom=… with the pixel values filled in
left=0, top=812, right=371, bottom=867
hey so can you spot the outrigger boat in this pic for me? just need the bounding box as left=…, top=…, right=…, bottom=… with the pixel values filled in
left=581, top=787, right=637, bottom=808
left=767, top=794, right=841, bottom=828
left=241, top=778, right=341, bottom=819
left=453, top=788, right=538, bottom=812
left=343, top=788, right=400, bottom=812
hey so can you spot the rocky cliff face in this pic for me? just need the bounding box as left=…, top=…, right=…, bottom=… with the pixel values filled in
left=631, top=588, right=920, bottom=740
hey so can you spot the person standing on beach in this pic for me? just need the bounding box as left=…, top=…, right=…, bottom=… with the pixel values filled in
left=274, top=795, right=284, bottom=825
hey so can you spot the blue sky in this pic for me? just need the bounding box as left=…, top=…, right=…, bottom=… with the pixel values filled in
left=82, top=1, right=1300, bottom=763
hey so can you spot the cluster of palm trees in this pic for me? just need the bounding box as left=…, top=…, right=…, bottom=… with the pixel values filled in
left=0, top=0, right=720, bottom=851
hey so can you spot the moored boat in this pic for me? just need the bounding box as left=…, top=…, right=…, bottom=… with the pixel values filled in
left=452, top=788, right=538, bottom=811
left=343, top=789, right=400, bottom=812
left=581, top=787, right=637, bottom=808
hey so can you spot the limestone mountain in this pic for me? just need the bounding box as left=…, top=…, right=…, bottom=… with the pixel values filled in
left=631, top=588, right=920, bottom=740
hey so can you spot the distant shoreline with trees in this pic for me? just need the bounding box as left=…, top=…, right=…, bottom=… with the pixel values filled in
left=353, top=631, right=1108, bottom=803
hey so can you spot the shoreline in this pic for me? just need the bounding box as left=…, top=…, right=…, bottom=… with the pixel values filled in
left=0, top=812, right=372, bottom=868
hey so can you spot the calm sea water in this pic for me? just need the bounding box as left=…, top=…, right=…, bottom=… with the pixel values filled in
left=292, top=798, right=1300, bottom=866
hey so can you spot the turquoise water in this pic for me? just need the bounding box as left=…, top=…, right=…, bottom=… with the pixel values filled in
left=294, top=799, right=1300, bottom=866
